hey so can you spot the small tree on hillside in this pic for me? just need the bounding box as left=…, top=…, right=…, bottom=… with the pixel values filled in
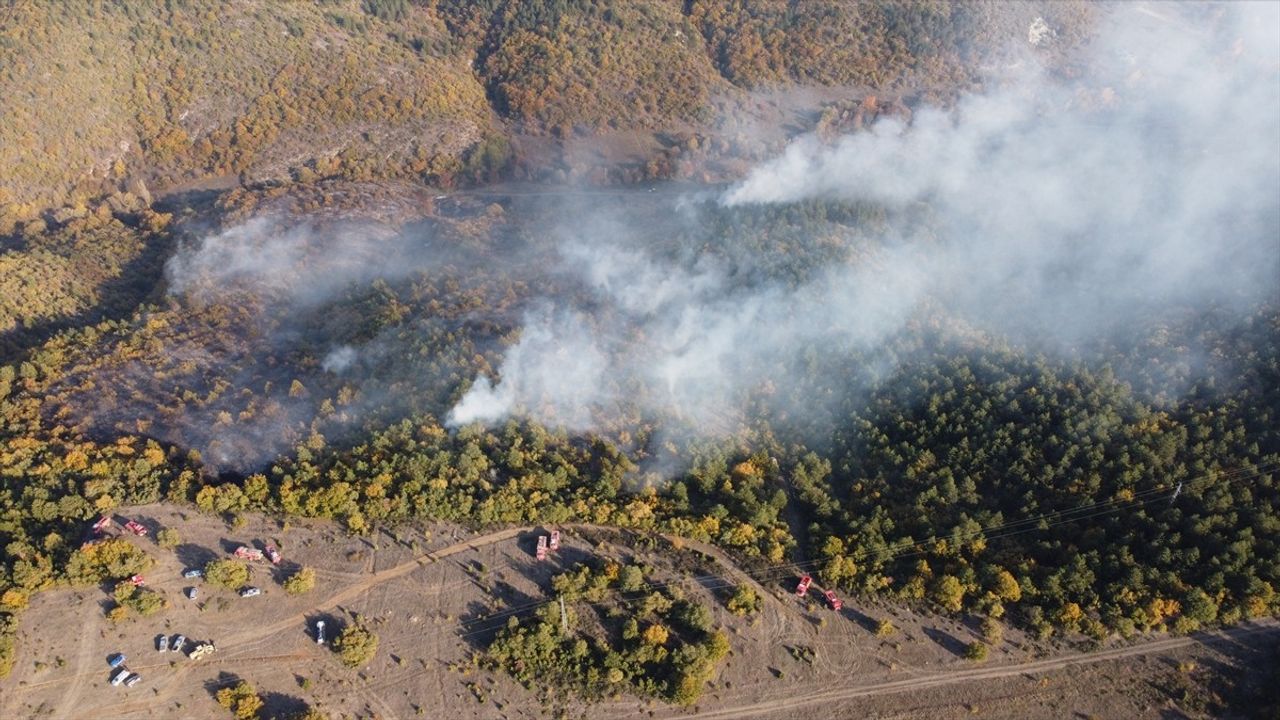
left=334, top=624, right=378, bottom=668
left=156, top=528, right=181, bottom=549
left=283, top=567, right=316, bottom=595
left=215, top=680, right=264, bottom=720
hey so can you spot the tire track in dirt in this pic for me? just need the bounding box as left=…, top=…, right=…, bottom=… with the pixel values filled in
left=220, top=527, right=524, bottom=653
left=3, top=527, right=525, bottom=711
left=46, top=616, right=96, bottom=720
left=669, top=535, right=798, bottom=649
left=669, top=619, right=1280, bottom=719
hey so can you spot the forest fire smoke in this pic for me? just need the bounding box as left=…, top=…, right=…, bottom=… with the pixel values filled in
left=446, top=3, right=1280, bottom=436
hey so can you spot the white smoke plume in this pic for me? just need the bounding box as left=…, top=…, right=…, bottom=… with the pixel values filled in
left=448, top=2, right=1280, bottom=435
left=321, top=345, right=358, bottom=373
left=447, top=308, right=611, bottom=431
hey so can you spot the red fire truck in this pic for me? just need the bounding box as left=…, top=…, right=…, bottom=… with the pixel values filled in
left=795, top=574, right=812, bottom=597
left=234, top=546, right=264, bottom=561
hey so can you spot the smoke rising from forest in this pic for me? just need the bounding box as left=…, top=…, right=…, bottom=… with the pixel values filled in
left=447, top=3, right=1280, bottom=435
left=137, top=3, right=1280, bottom=474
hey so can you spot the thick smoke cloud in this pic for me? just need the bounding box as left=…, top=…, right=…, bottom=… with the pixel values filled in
left=72, top=4, right=1277, bottom=476
left=446, top=307, right=611, bottom=430
left=726, top=4, right=1279, bottom=340
left=449, top=3, right=1280, bottom=435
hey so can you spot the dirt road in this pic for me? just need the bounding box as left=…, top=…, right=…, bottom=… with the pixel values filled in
left=0, top=526, right=525, bottom=719
left=7, top=518, right=1275, bottom=720
left=669, top=619, right=1280, bottom=719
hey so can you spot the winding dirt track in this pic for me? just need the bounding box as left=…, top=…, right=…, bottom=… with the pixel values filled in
left=1, top=526, right=525, bottom=719
left=664, top=619, right=1280, bottom=719
left=220, top=526, right=523, bottom=651
left=49, top=613, right=96, bottom=720
left=10, top=522, right=1278, bottom=720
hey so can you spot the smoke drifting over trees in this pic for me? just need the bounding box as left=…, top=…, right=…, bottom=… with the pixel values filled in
left=446, top=3, right=1280, bottom=437
left=89, top=3, right=1276, bottom=474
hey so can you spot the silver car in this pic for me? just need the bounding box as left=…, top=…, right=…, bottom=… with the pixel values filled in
left=125, top=674, right=141, bottom=687
left=156, top=634, right=169, bottom=652
left=171, top=635, right=186, bottom=653
left=239, top=587, right=262, bottom=598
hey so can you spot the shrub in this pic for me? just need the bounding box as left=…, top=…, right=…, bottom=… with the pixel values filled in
left=334, top=624, right=379, bottom=668
left=156, top=528, right=181, bottom=549
left=283, top=567, right=316, bottom=595
left=204, top=559, right=250, bottom=590
left=725, top=584, right=761, bottom=616
left=216, top=680, right=264, bottom=720
left=964, top=641, right=989, bottom=661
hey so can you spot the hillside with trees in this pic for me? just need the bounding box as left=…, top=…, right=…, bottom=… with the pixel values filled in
left=0, top=0, right=1095, bottom=231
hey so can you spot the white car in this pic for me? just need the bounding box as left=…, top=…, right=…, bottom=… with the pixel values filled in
left=239, top=587, right=262, bottom=598
left=186, top=587, right=198, bottom=600
left=125, top=674, right=141, bottom=687
left=157, top=634, right=169, bottom=652
left=183, top=568, right=203, bottom=579
left=171, top=635, right=186, bottom=653
left=315, top=620, right=326, bottom=644
left=110, top=668, right=131, bottom=686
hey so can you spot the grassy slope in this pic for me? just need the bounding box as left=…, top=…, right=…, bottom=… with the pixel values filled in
left=0, top=0, right=1099, bottom=229
left=0, top=0, right=494, bottom=227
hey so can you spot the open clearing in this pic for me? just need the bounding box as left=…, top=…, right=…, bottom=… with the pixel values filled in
left=1, top=504, right=1273, bottom=719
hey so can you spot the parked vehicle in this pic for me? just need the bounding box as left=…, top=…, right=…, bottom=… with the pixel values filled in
left=108, top=653, right=126, bottom=668
left=171, top=635, right=186, bottom=653
left=234, top=546, right=264, bottom=561
left=189, top=642, right=216, bottom=660
left=265, top=545, right=282, bottom=564
left=186, top=587, right=198, bottom=600
left=239, top=586, right=262, bottom=598
left=110, top=668, right=131, bottom=686
left=183, top=568, right=203, bottom=579
left=123, top=520, right=148, bottom=536
left=795, top=574, right=812, bottom=597
left=157, top=634, right=169, bottom=652
left=125, top=673, right=141, bottom=687
left=315, top=620, right=326, bottom=644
